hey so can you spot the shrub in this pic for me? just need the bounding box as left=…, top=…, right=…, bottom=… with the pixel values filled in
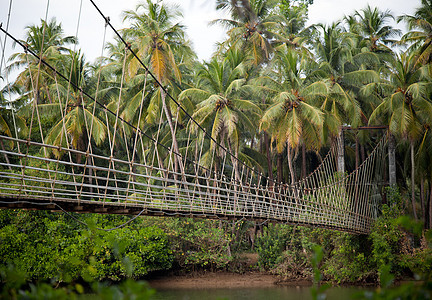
left=369, top=188, right=405, bottom=281
left=163, top=218, right=233, bottom=270
left=255, top=224, right=291, bottom=270
left=90, top=226, right=173, bottom=280
left=0, top=211, right=173, bottom=282
left=323, top=233, right=373, bottom=283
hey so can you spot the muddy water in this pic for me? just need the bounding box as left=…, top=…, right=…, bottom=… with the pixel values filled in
left=150, top=285, right=370, bottom=300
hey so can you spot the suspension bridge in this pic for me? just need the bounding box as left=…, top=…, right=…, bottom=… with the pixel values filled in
left=0, top=1, right=388, bottom=234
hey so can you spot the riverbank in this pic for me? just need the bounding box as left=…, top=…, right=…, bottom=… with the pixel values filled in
left=147, top=271, right=312, bottom=289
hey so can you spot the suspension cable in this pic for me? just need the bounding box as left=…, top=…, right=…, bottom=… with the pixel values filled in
left=87, top=0, right=277, bottom=185
left=0, top=0, right=13, bottom=73
left=0, top=24, right=273, bottom=193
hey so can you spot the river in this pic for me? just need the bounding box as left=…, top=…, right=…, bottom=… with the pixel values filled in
left=150, top=285, right=371, bottom=300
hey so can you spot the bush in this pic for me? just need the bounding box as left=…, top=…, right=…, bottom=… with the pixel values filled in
left=89, top=226, right=173, bottom=280
left=162, top=218, right=233, bottom=270
left=0, top=211, right=173, bottom=282
left=1, top=264, right=155, bottom=300
left=322, top=233, right=373, bottom=283
left=369, top=188, right=406, bottom=281
left=255, top=224, right=291, bottom=270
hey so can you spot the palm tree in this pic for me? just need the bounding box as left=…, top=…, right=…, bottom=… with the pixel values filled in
left=34, top=50, right=107, bottom=162
left=179, top=53, right=261, bottom=181
left=399, top=0, right=432, bottom=65
left=416, top=118, right=432, bottom=228
left=121, top=0, right=193, bottom=175
left=311, top=21, right=381, bottom=176
left=0, top=85, right=27, bottom=168
left=258, top=46, right=324, bottom=184
left=212, top=0, right=279, bottom=66
left=367, top=50, right=432, bottom=219
left=272, top=2, right=311, bottom=52
left=341, top=7, right=401, bottom=168
left=350, top=5, right=401, bottom=54
left=7, top=18, right=77, bottom=105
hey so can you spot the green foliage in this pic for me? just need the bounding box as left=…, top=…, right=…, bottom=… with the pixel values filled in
left=256, top=224, right=291, bottom=269
left=396, top=217, right=432, bottom=275
left=323, top=233, right=373, bottom=283
left=356, top=230, right=432, bottom=300
left=358, top=279, right=432, bottom=300
left=311, top=244, right=323, bottom=283
left=89, top=226, right=173, bottom=281
left=1, top=267, right=155, bottom=300
left=256, top=224, right=320, bottom=275
left=399, top=237, right=432, bottom=275
left=310, top=244, right=330, bottom=300
left=3, top=2, right=432, bottom=299
left=0, top=211, right=173, bottom=283
left=273, top=248, right=312, bottom=279
left=369, top=188, right=406, bottom=281
left=255, top=209, right=431, bottom=287
left=161, top=218, right=233, bottom=270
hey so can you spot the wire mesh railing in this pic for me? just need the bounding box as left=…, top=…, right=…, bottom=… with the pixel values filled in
left=0, top=0, right=387, bottom=234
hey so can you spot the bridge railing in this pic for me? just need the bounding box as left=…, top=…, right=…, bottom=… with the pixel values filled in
left=0, top=133, right=386, bottom=234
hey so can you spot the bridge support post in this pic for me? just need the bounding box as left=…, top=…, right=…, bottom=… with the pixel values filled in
left=337, top=129, right=345, bottom=174
left=388, top=133, right=396, bottom=186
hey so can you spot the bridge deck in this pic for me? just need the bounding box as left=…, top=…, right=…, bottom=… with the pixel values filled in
left=0, top=196, right=369, bottom=234
left=0, top=1, right=388, bottom=235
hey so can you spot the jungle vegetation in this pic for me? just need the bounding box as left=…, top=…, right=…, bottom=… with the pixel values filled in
left=1, top=0, right=432, bottom=297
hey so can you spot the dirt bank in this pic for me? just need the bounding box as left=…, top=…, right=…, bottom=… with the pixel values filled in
left=147, top=271, right=312, bottom=289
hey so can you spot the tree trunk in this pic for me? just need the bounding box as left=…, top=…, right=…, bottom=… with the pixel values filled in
left=388, top=133, right=396, bottom=186
left=337, top=129, right=345, bottom=174
left=287, top=144, right=296, bottom=185
left=0, top=139, right=12, bottom=170
left=420, top=179, right=425, bottom=223
left=161, top=89, right=184, bottom=176
left=277, top=153, right=283, bottom=183
left=260, top=132, right=265, bottom=154
left=227, top=139, right=241, bottom=182
left=45, top=85, right=53, bottom=104
left=76, top=131, right=89, bottom=165
left=264, top=132, right=273, bottom=180
left=410, top=140, right=417, bottom=220
left=301, top=142, right=306, bottom=179
left=355, top=134, right=360, bottom=170
left=36, top=89, right=41, bottom=104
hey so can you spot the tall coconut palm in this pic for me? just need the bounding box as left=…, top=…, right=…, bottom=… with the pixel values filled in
left=272, top=2, right=311, bottom=52
left=312, top=22, right=381, bottom=143
left=416, top=117, right=432, bottom=228
left=33, top=50, right=107, bottom=162
left=122, top=0, right=193, bottom=175
left=351, top=5, right=401, bottom=54
left=367, top=50, right=432, bottom=219
left=341, top=8, right=401, bottom=167
left=258, top=46, right=324, bottom=184
left=398, top=0, right=432, bottom=65
left=179, top=53, right=261, bottom=181
left=212, top=0, right=279, bottom=66
left=7, top=18, right=77, bottom=105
